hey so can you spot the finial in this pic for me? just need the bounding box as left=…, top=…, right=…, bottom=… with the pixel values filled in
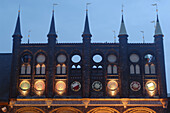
left=86, top=3, right=91, bottom=11
left=53, top=3, right=58, bottom=12
left=140, top=31, right=145, bottom=43
left=113, top=30, right=116, bottom=43
left=28, top=30, right=31, bottom=44
left=151, top=20, right=156, bottom=28
left=18, top=4, right=20, bottom=13
left=152, top=3, right=158, bottom=15
left=121, top=4, right=124, bottom=15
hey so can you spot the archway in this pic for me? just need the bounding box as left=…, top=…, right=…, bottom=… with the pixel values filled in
left=15, top=107, right=45, bottom=113
left=49, top=107, right=83, bottom=113
left=123, top=107, right=156, bottom=113
left=87, top=107, right=120, bottom=113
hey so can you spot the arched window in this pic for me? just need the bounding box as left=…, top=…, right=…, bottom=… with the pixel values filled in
left=36, top=64, right=40, bottom=74
left=26, top=64, right=31, bottom=74
left=21, top=64, right=26, bottom=74
left=71, top=65, right=76, bottom=69
left=62, top=64, right=66, bottom=74
left=145, top=64, right=150, bottom=74
left=56, top=64, right=61, bottom=74
left=130, top=65, right=135, bottom=74
left=41, top=64, right=46, bottom=74
left=107, top=65, right=112, bottom=74
left=113, top=65, right=117, bottom=74
left=77, top=65, right=81, bottom=69
left=150, top=64, right=156, bottom=74
left=136, top=64, right=140, bottom=74
left=93, top=65, right=97, bottom=69
left=98, top=65, right=102, bottom=68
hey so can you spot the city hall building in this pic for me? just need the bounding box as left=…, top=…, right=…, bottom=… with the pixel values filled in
left=0, top=8, right=169, bottom=113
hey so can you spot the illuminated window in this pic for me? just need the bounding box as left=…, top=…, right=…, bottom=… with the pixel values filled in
left=41, top=64, right=45, bottom=74
left=36, top=64, right=40, bottom=74
left=150, top=64, right=156, bottom=74
left=21, top=64, right=26, bottom=74
left=56, top=64, right=61, bottom=74
left=62, top=64, right=66, bottom=74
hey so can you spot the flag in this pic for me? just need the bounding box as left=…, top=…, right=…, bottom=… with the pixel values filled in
left=53, top=3, right=58, bottom=6
left=151, top=21, right=155, bottom=23
left=86, top=3, right=91, bottom=5
left=152, top=3, right=157, bottom=6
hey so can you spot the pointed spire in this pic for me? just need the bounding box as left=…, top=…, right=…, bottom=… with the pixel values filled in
left=119, top=15, right=127, bottom=36
left=47, top=10, right=57, bottom=37
left=154, top=15, right=163, bottom=36
left=82, top=10, right=92, bottom=37
left=13, top=10, right=22, bottom=38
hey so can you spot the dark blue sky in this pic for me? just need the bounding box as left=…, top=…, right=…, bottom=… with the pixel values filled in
left=0, top=0, right=170, bottom=93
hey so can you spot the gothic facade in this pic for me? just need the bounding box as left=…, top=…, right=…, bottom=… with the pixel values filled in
left=0, top=9, right=169, bottom=113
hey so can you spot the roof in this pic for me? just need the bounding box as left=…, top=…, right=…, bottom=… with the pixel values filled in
left=0, top=53, right=12, bottom=102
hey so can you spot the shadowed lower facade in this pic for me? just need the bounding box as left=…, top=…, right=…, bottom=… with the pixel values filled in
left=0, top=9, right=169, bottom=113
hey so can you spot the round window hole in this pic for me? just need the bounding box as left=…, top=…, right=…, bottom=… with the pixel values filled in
left=71, top=55, right=81, bottom=63
left=93, top=54, right=103, bottom=63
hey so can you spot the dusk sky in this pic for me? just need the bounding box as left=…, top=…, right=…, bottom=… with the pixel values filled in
left=0, top=0, right=170, bottom=93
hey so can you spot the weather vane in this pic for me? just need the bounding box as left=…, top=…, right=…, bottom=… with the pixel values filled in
left=86, top=3, right=91, bottom=11
left=152, top=3, right=158, bottom=14
left=121, top=4, right=124, bottom=15
left=113, top=30, right=116, bottom=43
left=53, top=3, right=58, bottom=11
left=28, top=30, right=31, bottom=44
left=151, top=20, right=156, bottom=28
left=140, top=31, right=145, bottom=43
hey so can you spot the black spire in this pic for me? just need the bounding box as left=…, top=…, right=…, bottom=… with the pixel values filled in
left=154, top=15, right=163, bottom=36
left=118, top=15, right=128, bottom=36
left=12, top=11, right=22, bottom=38
left=47, top=11, right=57, bottom=37
left=82, top=10, right=92, bottom=37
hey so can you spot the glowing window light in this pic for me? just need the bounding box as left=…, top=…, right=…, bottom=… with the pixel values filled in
left=56, top=81, right=66, bottom=91
left=107, top=80, right=118, bottom=91
left=146, top=81, right=156, bottom=91
left=34, top=80, right=45, bottom=91
left=20, top=81, right=30, bottom=91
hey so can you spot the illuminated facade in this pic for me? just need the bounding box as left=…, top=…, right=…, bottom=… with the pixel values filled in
left=0, top=9, right=169, bottom=113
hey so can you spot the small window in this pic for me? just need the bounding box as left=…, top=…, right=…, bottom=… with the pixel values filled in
left=36, top=64, right=40, bottom=74
left=107, top=65, right=112, bottom=74
left=56, top=64, right=61, bottom=74
left=71, top=65, right=76, bottom=69
left=26, top=64, right=31, bottom=74
left=21, top=64, right=26, bottom=74
left=130, top=65, right=135, bottom=74
left=62, top=64, right=66, bottom=74
left=98, top=65, right=102, bottom=68
left=77, top=65, right=81, bottom=69
left=41, top=64, right=46, bottom=74
left=93, top=65, right=97, bottom=69
left=145, top=64, right=150, bottom=74
left=150, top=64, right=156, bottom=74
left=136, top=65, right=140, bottom=74
left=113, top=65, right=117, bottom=74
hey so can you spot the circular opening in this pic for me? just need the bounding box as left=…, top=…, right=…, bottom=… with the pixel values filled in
left=107, top=80, right=118, bottom=91
left=130, top=54, right=139, bottom=63
left=57, top=54, right=66, bottom=63
left=108, top=54, right=116, bottom=63
left=146, top=81, right=156, bottom=91
left=71, top=81, right=81, bottom=92
left=22, top=54, right=32, bottom=63
left=92, top=81, right=102, bottom=91
left=34, top=80, right=45, bottom=91
left=56, top=81, right=66, bottom=91
left=36, top=54, right=46, bottom=63
left=145, top=54, right=153, bottom=63
left=20, top=81, right=30, bottom=91
left=71, top=55, right=81, bottom=63
left=93, top=54, right=103, bottom=63
left=130, top=81, right=141, bottom=91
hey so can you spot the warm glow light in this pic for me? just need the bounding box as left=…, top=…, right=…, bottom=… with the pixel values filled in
left=34, top=80, right=45, bottom=91
left=107, top=80, right=118, bottom=91
left=56, top=81, right=66, bottom=95
left=146, top=81, right=157, bottom=97
left=20, top=81, right=30, bottom=91
left=146, top=81, right=156, bottom=91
